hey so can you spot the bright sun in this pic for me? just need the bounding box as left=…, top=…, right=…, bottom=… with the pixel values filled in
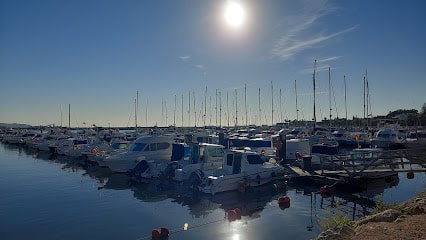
left=224, top=1, right=245, bottom=28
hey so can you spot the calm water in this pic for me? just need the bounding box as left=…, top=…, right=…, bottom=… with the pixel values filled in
left=1, top=143, right=425, bottom=240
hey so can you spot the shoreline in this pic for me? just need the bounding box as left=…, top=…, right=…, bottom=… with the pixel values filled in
left=315, top=190, right=426, bottom=240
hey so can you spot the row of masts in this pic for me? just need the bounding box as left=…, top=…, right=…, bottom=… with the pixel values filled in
left=133, top=64, right=372, bottom=129
left=61, top=61, right=371, bottom=129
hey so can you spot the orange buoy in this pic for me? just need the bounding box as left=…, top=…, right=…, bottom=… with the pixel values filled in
left=407, top=171, right=415, bottom=179
left=151, top=229, right=161, bottom=239
left=227, top=209, right=237, bottom=221
left=234, top=208, right=242, bottom=219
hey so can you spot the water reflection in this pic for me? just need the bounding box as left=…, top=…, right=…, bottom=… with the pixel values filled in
left=2, top=143, right=413, bottom=232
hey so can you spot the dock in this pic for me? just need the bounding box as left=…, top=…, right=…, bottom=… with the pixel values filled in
left=283, top=148, right=426, bottom=186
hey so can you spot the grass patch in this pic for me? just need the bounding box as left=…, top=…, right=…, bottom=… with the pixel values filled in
left=318, top=200, right=358, bottom=230
left=372, top=197, right=399, bottom=214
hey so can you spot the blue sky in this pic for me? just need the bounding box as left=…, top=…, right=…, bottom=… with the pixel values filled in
left=1, top=0, right=425, bottom=128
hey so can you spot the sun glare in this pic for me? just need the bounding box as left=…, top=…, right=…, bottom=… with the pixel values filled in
left=224, top=1, right=245, bottom=28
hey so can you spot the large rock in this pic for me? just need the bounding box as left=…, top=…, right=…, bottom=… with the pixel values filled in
left=356, top=209, right=401, bottom=225
left=316, top=225, right=354, bottom=240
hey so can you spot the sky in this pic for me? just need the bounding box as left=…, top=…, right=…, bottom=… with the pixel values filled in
left=1, top=0, right=425, bottom=128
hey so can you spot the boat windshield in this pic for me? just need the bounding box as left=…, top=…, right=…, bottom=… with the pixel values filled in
left=130, top=143, right=147, bottom=152
left=247, top=154, right=264, bottom=165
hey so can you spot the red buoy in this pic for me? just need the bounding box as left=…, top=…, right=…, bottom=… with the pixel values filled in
left=152, top=229, right=161, bottom=239
left=407, top=171, right=415, bottom=179
left=234, top=208, right=242, bottom=219
left=320, top=185, right=331, bottom=194
left=278, top=196, right=291, bottom=205
left=238, top=182, right=246, bottom=193
left=160, top=227, right=170, bottom=237
left=227, top=210, right=237, bottom=221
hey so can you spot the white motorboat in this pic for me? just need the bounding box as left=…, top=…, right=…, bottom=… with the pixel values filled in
left=371, top=128, right=406, bottom=149
left=172, top=143, right=225, bottom=182
left=103, top=135, right=175, bottom=173
left=199, top=149, right=286, bottom=195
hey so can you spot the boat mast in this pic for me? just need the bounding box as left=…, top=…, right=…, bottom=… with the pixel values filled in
left=60, top=104, right=63, bottom=128
left=135, top=91, right=138, bottom=131
left=235, top=89, right=238, bottom=128
left=363, top=75, right=366, bottom=130
left=181, top=94, right=184, bottom=128
left=245, top=83, right=247, bottom=128
left=227, top=91, right=229, bottom=127
left=365, top=69, right=369, bottom=130
left=313, top=59, right=317, bottom=129
left=68, top=104, right=71, bottom=129
left=188, top=91, right=191, bottom=127
left=295, top=80, right=299, bottom=124
left=271, top=81, right=274, bottom=126
left=328, top=67, right=332, bottom=132
left=280, top=88, right=283, bottom=123
left=344, top=75, right=348, bottom=128
left=193, top=91, right=196, bottom=127
left=258, top=88, right=261, bottom=126
left=219, top=91, right=222, bottom=128
left=215, top=89, right=218, bottom=127
left=204, top=86, right=207, bottom=127
left=174, top=94, right=176, bottom=126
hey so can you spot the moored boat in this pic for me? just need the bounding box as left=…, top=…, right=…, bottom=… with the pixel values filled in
left=198, top=149, right=287, bottom=195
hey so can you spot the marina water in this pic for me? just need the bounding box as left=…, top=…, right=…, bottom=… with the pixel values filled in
left=1, top=143, right=425, bottom=240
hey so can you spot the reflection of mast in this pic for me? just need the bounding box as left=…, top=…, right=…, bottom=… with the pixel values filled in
left=307, top=193, right=314, bottom=231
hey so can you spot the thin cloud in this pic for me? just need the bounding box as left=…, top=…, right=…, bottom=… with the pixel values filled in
left=194, top=64, right=204, bottom=69
left=179, top=55, right=191, bottom=61
left=272, top=26, right=357, bottom=61
left=300, top=58, right=339, bottom=74
left=317, top=56, right=341, bottom=63
left=271, top=0, right=356, bottom=61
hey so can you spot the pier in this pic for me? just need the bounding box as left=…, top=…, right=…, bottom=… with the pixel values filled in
left=284, top=147, right=426, bottom=186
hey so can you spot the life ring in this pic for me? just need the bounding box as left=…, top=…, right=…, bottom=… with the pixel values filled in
left=355, top=134, right=360, bottom=142
left=91, top=148, right=97, bottom=154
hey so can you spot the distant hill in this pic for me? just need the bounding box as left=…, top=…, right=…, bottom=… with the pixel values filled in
left=0, top=123, right=33, bottom=129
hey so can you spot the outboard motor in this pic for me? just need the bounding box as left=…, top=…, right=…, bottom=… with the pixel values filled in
left=128, top=160, right=149, bottom=178
left=162, top=161, right=179, bottom=179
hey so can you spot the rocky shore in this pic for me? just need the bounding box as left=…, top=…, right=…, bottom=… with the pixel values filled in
left=316, top=190, right=426, bottom=240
